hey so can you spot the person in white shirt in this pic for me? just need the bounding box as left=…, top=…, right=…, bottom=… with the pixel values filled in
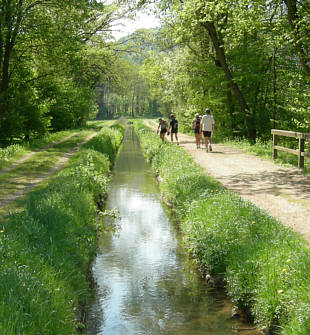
left=200, top=108, right=215, bottom=152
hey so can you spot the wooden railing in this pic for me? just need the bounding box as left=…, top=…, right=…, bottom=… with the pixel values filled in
left=271, top=129, right=310, bottom=168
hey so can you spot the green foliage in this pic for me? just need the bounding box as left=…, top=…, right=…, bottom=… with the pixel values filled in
left=0, top=145, right=25, bottom=169
left=0, top=0, right=122, bottom=141
left=96, top=53, right=163, bottom=120
left=0, top=126, right=123, bottom=334
left=148, top=0, right=310, bottom=141
left=136, top=121, right=310, bottom=334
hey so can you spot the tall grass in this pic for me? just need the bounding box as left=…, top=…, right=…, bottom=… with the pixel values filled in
left=0, top=144, right=25, bottom=168
left=0, top=126, right=123, bottom=334
left=82, top=126, right=124, bottom=163
left=135, top=121, right=310, bottom=335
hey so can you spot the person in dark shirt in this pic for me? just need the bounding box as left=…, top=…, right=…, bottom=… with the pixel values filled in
left=169, top=114, right=179, bottom=145
left=192, top=113, right=202, bottom=149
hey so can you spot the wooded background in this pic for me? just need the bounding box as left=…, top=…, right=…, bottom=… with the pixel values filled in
left=1, top=0, right=309, bottom=142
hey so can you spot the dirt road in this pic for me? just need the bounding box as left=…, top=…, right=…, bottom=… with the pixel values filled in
left=0, top=132, right=97, bottom=210
left=146, top=121, right=310, bottom=241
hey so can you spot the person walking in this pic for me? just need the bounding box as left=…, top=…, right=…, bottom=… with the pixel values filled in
left=200, top=108, right=215, bottom=152
left=192, top=113, right=202, bottom=149
left=157, top=117, right=169, bottom=143
left=169, top=114, right=179, bottom=145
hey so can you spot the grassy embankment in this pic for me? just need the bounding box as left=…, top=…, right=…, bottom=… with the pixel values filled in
left=0, top=119, right=112, bottom=171
left=0, top=124, right=124, bottom=334
left=135, top=121, right=310, bottom=335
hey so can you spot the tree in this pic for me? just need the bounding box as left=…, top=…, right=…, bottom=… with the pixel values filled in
left=283, top=0, right=310, bottom=78
left=0, top=0, right=122, bottom=140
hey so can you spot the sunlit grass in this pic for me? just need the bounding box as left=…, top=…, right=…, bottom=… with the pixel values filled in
left=135, top=120, right=310, bottom=335
left=0, top=131, right=96, bottom=201
left=0, top=126, right=123, bottom=334
left=0, top=129, right=82, bottom=170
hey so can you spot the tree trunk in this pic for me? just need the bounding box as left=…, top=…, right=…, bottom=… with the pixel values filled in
left=272, top=50, right=277, bottom=129
left=284, top=0, right=310, bottom=78
left=201, top=21, right=256, bottom=141
left=0, top=0, right=24, bottom=121
left=226, top=85, right=235, bottom=136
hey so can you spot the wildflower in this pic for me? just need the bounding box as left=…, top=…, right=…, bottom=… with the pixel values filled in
left=281, top=268, right=287, bottom=273
left=251, top=221, right=255, bottom=225
left=0, top=230, right=4, bottom=233
left=277, top=290, right=283, bottom=294
left=286, top=259, right=291, bottom=263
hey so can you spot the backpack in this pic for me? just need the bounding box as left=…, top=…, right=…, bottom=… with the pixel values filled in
left=194, top=118, right=200, bottom=130
left=160, top=121, right=167, bottom=131
left=171, top=119, right=178, bottom=130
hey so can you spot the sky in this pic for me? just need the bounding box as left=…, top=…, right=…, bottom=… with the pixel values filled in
left=112, top=10, right=160, bottom=40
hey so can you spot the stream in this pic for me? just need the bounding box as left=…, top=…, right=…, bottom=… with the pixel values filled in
left=86, top=126, right=258, bottom=335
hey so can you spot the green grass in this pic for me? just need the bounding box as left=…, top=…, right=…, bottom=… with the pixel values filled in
left=135, top=120, right=310, bottom=335
left=0, top=131, right=96, bottom=201
left=0, top=130, right=82, bottom=170
left=0, top=126, right=123, bottom=334
left=82, top=126, right=124, bottom=163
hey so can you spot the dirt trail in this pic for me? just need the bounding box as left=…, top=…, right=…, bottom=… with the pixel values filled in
left=0, top=133, right=97, bottom=209
left=0, top=133, right=77, bottom=175
left=146, top=121, right=310, bottom=241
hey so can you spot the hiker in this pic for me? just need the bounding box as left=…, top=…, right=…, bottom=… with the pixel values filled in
left=157, top=117, right=169, bottom=143
left=169, top=114, right=179, bottom=145
left=200, top=108, right=215, bottom=152
left=192, top=113, right=202, bottom=149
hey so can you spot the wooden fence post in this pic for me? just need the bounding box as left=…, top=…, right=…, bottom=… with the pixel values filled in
left=298, top=137, right=305, bottom=168
left=272, top=133, right=278, bottom=160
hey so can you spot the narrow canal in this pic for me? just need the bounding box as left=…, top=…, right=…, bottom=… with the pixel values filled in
left=86, top=126, right=257, bottom=335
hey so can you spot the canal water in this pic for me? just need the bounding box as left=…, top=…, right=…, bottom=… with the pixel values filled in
left=86, top=126, right=256, bottom=335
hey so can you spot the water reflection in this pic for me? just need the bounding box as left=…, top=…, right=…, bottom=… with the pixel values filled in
left=86, top=127, right=253, bottom=335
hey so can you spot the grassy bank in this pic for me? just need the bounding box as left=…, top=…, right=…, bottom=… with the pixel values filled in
left=0, top=125, right=123, bottom=334
left=135, top=121, right=310, bottom=335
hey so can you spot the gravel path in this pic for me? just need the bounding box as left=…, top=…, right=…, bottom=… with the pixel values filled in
left=146, top=121, right=310, bottom=241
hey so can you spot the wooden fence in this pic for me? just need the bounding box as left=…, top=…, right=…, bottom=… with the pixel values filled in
left=271, top=129, right=310, bottom=168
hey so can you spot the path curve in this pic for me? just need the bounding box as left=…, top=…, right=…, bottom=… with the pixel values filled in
left=145, top=121, right=310, bottom=241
